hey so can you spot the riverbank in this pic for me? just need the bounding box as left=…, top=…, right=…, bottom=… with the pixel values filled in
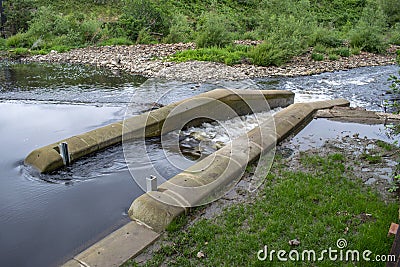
left=22, top=43, right=399, bottom=82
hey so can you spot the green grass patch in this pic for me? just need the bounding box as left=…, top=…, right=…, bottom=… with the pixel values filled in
left=311, top=52, right=324, bottom=61
left=328, top=54, right=339, bottom=61
left=100, top=37, right=134, bottom=46
left=361, top=153, right=383, bottom=164
left=313, top=44, right=328, bottom=54
left=376, top=140, right=397, bottom=151
left=125, top=153, right=397, bottom=266
left=335, top=47, right=351, bottom=57
left=9, top=47, right=30, bottom=56
left=169, top=45, right=250, bottom=65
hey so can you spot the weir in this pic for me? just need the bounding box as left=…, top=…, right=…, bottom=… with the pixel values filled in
left=62, top=96, right=350, bottom=267
left=24, top=89, right=295, bottom=173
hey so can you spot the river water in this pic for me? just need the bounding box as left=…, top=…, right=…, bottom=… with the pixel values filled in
left=0, top=61, right=398, bottom=267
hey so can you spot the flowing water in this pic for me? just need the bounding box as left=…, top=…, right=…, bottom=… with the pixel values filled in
left=0, top=61, right=399, bottom=267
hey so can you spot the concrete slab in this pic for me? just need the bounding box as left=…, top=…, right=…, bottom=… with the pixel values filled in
left=61, top=221, right=160, bottom=267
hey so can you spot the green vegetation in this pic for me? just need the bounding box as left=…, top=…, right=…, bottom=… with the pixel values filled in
left=0, top=0, right=399, bottom=65
left=311, top=53, right=324, bottom=61
left=124, top=153, right=397, bottom=266
left=170, top=45, right=249, bottom=65
left=361, top=153, right=383, bottom=164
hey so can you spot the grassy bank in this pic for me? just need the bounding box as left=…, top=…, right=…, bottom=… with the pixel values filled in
left=123, top=152, right=398, bottom=266
left=1, top=0, right=400, bottom=65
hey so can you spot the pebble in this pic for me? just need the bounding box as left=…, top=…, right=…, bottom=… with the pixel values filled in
left=21, top=43, right=399, bottom=82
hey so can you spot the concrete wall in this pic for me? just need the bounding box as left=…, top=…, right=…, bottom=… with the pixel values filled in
left=25, top=89, right=294, bottom=173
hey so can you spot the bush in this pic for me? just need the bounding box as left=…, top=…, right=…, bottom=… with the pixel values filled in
left=349, top=3, right=389, bottom=53
left=311, top=27, right=343, bottom=48
left=195, top=12, right=234, bottom=48
left=163, top=13, right=192, bottom=43
left=313, top=44, right=327, bottom=54
left=350, top=46, right=362, bottom=55
left=328, top=54, right=339, bottom=60
left=12, top=47, right=29, bottom=55
left=0, top=38, right=5, bottom=49
left=3, top=0, right=35, bottom=36
left=20, top=7, right=103, bottom=48
left=248, top=42, right=289, bottom=66
left=335, top=47, right=350, bottom=57
left=136, top=29, right=158, bottom=44
left=116, top=0, right=170, bottom=42
left=5, top=32, right=33, bottom=48
left=389, top=23, right=400, bottom=45
left=379, top=0, right=400, bottom=26
left=311, top=53, right=324, bottom=61
left=249, top=14, right=314, bottom=66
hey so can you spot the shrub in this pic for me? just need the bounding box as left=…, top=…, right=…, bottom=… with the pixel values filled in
left=311, top=27, right=343, bottom=48
left=249, top=14, right=314, bottom=66
left=389, top=23, right=400, bottom=45
left=136, top=29, right=158, bottom=44
left=80, top=19, right=103, bottom=43
left=163, top=14, right=192, bottom=43
left=3, top=0, right=35, bottom=36
left=349, top=3, right=389, bottom=53
left=248, top=42, right=289, bottom=66
left=379, top=0, right=400, bottom=26
left=313, top=44, right=327, bottom=54
left=350, top=46, right=362, bottom=55
left=311, top=53, right=324, bottom=61
left=241, top=31, right=260, bottom=40
left=5, top=32, right=33, bottom=48
left=117, top=0, right=170, bottom=42
left=0, top=38, right=5, bottom=49
left=336, top=47, right=350, bottom=57
left=328, top=54, right=339, bottom=60
left=195, top=12, right=234, bottom=48
left=12, top=47, right=29, bottom=55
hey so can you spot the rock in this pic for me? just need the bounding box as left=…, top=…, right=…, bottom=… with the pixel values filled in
left=21, top=42, right=397, bottom=82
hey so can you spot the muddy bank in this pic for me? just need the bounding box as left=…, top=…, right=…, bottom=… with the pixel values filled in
left=22, top=43, right=398, bottom=82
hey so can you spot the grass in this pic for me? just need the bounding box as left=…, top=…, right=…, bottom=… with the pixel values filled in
left=311, top=53, right=324, bottom=61
left=376, top=140, right=397, bottom=151
left=124, top=153, right=397, bottom=266
left=169, top=45, right=250, bottom=65
left=361, top=153, right=383, bottom=164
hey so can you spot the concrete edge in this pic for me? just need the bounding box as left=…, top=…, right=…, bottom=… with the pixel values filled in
left=61, top=221, right=160, bottom=267
left=127, top=98, right=350, bottom=233
left=25, top=89, right=294, bottom=173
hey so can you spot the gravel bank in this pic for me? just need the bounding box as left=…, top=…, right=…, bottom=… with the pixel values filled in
left=23, top=43, right=399, bottom=82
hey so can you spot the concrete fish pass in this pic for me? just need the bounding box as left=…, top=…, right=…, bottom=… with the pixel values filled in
left=24, top=89, right=295, bottom=173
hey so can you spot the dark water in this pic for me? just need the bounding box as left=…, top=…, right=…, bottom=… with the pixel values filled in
left=0, top=61, right=399, bottom=267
